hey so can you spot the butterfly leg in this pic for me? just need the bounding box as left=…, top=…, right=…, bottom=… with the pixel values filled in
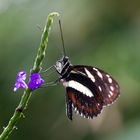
left=42, top=77, right=61, bottom=87
left=40, top=65, right=55, bottom=73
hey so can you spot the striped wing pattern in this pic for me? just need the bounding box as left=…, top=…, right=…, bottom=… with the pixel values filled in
left=62, top=65, right=120, bottom=120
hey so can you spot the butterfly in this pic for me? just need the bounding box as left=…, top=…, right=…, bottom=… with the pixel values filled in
left=48, top=20, right=120, bottom=120
left=54, top=56, right=120, bottom=120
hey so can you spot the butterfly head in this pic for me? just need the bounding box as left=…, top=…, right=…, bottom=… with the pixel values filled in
left=55, top=56, right=70, bottom=75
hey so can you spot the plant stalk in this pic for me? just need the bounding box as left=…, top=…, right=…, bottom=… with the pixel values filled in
left=0, top=12, right=59, bottom=140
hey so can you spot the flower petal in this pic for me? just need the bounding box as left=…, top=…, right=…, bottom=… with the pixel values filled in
left=13, top=71, right=27, bottom=92
left=28, top=73, right=44, bottom=91
left=17, top=71, right=26, bottom=80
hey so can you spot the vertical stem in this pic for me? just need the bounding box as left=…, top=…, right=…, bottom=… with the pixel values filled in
left=0, top=12, right=59, bottom=140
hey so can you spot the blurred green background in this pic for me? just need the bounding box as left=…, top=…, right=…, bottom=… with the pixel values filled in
left=0, top=0, right=140, bottom=140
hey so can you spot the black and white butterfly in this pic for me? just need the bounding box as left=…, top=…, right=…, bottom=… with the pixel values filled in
left=54, top=56, right=120, bottom=120
left=48, top=20, right=120, bottom=120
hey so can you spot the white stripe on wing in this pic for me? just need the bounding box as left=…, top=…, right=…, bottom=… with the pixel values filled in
left=63, top=80, right=94, bottom=97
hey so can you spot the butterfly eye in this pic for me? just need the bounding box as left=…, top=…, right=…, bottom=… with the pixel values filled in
left=55, top=61, right=63, bottom=74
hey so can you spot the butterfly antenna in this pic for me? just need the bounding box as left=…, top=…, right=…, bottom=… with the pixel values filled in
left=59, top=19, right=66, bottom=56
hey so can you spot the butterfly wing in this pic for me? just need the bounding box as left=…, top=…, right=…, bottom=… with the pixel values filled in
left=62, top=65, right=120, bottom=120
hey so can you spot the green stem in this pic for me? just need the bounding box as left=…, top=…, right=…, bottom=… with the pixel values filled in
left=0, top=12, right=59, bottom=140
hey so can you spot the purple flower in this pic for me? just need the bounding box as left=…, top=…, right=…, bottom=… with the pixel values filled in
left=28, top=73, right=44, bottom=91
left=14, top=72, right=44, bottom=92
left=14, top=72, right=27, bottom=92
